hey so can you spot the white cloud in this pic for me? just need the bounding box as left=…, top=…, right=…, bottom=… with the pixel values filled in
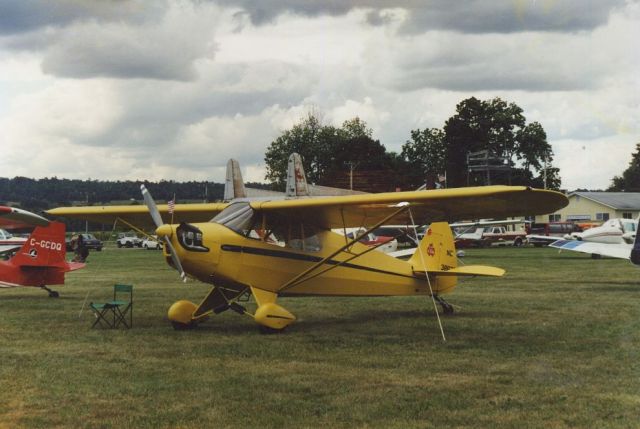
left=0, top=0, right=638, bottom=192
left=39, top=2, right=219, bottom=81
left=553, top=136, right=637, bottom=190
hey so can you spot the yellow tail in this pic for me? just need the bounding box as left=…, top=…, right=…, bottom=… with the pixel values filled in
left=408, top=222, right=457, bottom=273
left=408, top=222, right=505, bottom=294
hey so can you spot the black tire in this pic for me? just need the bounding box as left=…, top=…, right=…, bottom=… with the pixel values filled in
left=117, top=242, right=122, bottom=248
left=259, top=325, right=284, bottom=335
left=171, top=321, right=195, bottom=330
left=514, top=238, right=523, bottom=247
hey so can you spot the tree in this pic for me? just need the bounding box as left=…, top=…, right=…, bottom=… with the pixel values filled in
left=608, top=143, right=640, bottom=191
left=401, top=128, right=446, bottom=188
left=264, top=115, right=395, bottom=189
left=264, top=113, right=335, bottom=188
left=441, top=97, right=559, bottom=189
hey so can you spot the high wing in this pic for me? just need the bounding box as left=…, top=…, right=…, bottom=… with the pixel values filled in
left=47, top=202, right=228, bottom=231
left=549, top=239, right=632, bottom=260
left=0, top=206, right=50, bottom=230
left=250, top=186, right=567, bottom=229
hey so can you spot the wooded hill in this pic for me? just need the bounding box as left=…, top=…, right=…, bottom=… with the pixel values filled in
left=0, top=176, right=270, bottom=212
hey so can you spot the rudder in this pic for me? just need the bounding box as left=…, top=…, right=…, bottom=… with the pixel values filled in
left=408, top=222, right=458, bottom=293
left=11, top=222, right=68, bottom=268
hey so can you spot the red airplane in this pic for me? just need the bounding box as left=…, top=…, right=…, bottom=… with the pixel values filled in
left=0, top=206, right=84, bottom=297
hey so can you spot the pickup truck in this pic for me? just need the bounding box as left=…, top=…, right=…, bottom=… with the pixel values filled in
left=116, top=232, right=142, bottom=248
left=455, top=226, right=527, bottom=248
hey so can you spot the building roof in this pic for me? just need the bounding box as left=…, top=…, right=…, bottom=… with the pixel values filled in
left=569, top=192, right=640, bottom=210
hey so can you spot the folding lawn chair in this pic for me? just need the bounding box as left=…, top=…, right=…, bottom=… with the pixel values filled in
left=90, top=284, right=133, bottom=329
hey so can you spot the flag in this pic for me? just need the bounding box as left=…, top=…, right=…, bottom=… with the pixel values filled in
left=168, top=198, right=175, bottom=214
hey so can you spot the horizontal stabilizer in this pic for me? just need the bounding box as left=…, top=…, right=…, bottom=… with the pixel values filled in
left=415, top=265, right=505, bottom=277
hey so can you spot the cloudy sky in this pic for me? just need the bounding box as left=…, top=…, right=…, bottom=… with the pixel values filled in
left=0, top=0, right=638, bottom=190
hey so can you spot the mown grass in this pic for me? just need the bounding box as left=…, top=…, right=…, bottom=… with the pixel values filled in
left=0, top=246, right=639, bottom=428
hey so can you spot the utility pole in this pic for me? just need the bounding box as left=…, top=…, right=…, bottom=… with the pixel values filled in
left=543, top=151, right=550, bottom=190
left=345, top=161, right=359, bottom=190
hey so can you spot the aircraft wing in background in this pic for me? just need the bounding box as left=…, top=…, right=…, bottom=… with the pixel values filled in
left=549, top=239, right=633, bottom=260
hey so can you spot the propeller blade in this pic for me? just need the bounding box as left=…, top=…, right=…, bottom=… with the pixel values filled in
left=140, top=185, right=164, bottom=228
left=140, top=184, right=187, bottom=282
left=164, top=237, right=187, bottom=283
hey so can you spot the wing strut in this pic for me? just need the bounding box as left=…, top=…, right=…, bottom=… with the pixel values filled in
left=113, top=216, right=155, bottom=240
left=278, top=204, right=411, bottom=294
left=409, top=209, right=446, bottom=342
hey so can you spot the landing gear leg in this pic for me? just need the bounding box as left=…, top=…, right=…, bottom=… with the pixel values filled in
left=433, top=295, right=454, bottom=314
left=41, top=286, right=59, bottom=298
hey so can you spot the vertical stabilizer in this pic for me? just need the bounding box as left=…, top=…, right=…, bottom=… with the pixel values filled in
left=224, top=159, right=247, bottom=201
left=286, top=153, right=310, bottom=197
left=11, top=222, right=68, bottom=269
left=408, top=222, right=458, bottom=293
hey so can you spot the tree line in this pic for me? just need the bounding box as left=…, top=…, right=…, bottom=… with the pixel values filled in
left=0, top=177, right=270, bottom=213
left=264, top=96, right=561, bottom=191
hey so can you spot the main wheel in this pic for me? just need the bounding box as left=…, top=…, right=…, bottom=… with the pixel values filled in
left=259, top=325, right=285, bottom=335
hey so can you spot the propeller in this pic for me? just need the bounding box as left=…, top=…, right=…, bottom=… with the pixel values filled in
left=141, top=185, right=187, bottom=282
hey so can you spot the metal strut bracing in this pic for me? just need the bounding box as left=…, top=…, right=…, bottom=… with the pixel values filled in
left=278, top=204, right=411, bottom=294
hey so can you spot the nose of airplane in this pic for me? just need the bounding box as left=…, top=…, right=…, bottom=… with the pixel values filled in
left=156, top=224, right=173, bottom=238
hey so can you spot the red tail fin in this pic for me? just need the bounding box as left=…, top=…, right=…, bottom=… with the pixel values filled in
left=11, top=222, right=68, bottom=268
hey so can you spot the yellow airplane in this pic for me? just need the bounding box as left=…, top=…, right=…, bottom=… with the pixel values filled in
left=48, top=185, right=567, bottom=333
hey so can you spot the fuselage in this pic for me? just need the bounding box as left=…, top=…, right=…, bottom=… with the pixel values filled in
left=161, top=222, right=455, bottom=297
left=570, top=218, right=637, bottom=244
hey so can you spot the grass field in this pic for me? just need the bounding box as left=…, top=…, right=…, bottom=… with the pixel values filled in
left=1, top=245, right=639, bottom=428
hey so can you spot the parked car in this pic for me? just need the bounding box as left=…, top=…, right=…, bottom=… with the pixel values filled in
left=116, top=232, right=142, bottom=248
left=66, top=233, right=103, bottom=251
left=142, top=236, right=163, bottom=250
left=455, top=226, right=527, bottom=248
left=526, top=222, right=582, bottom=246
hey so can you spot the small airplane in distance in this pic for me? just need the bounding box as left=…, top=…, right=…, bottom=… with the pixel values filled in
left=564, top=217, right=637, bottom=244
left=225, top=153, right=366, bottom=201
left=0, top=206, right=85, bottom=297
left=550, top=220, right=640, bottom=263
left=49, top=184, right=568, bottom=335
left=0, top=228, right=27, bottom=254
left=0, top=206, right=48, bottom=254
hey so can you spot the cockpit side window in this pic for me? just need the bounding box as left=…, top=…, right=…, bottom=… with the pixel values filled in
left=212, top=203, right=323, bottom=252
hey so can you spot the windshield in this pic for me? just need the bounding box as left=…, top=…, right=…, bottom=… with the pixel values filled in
left=622, top=220, right=637, bottom=233
left=211, top=202, right=322, bottom=252
left=211, top=202, right=256, bottom=234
